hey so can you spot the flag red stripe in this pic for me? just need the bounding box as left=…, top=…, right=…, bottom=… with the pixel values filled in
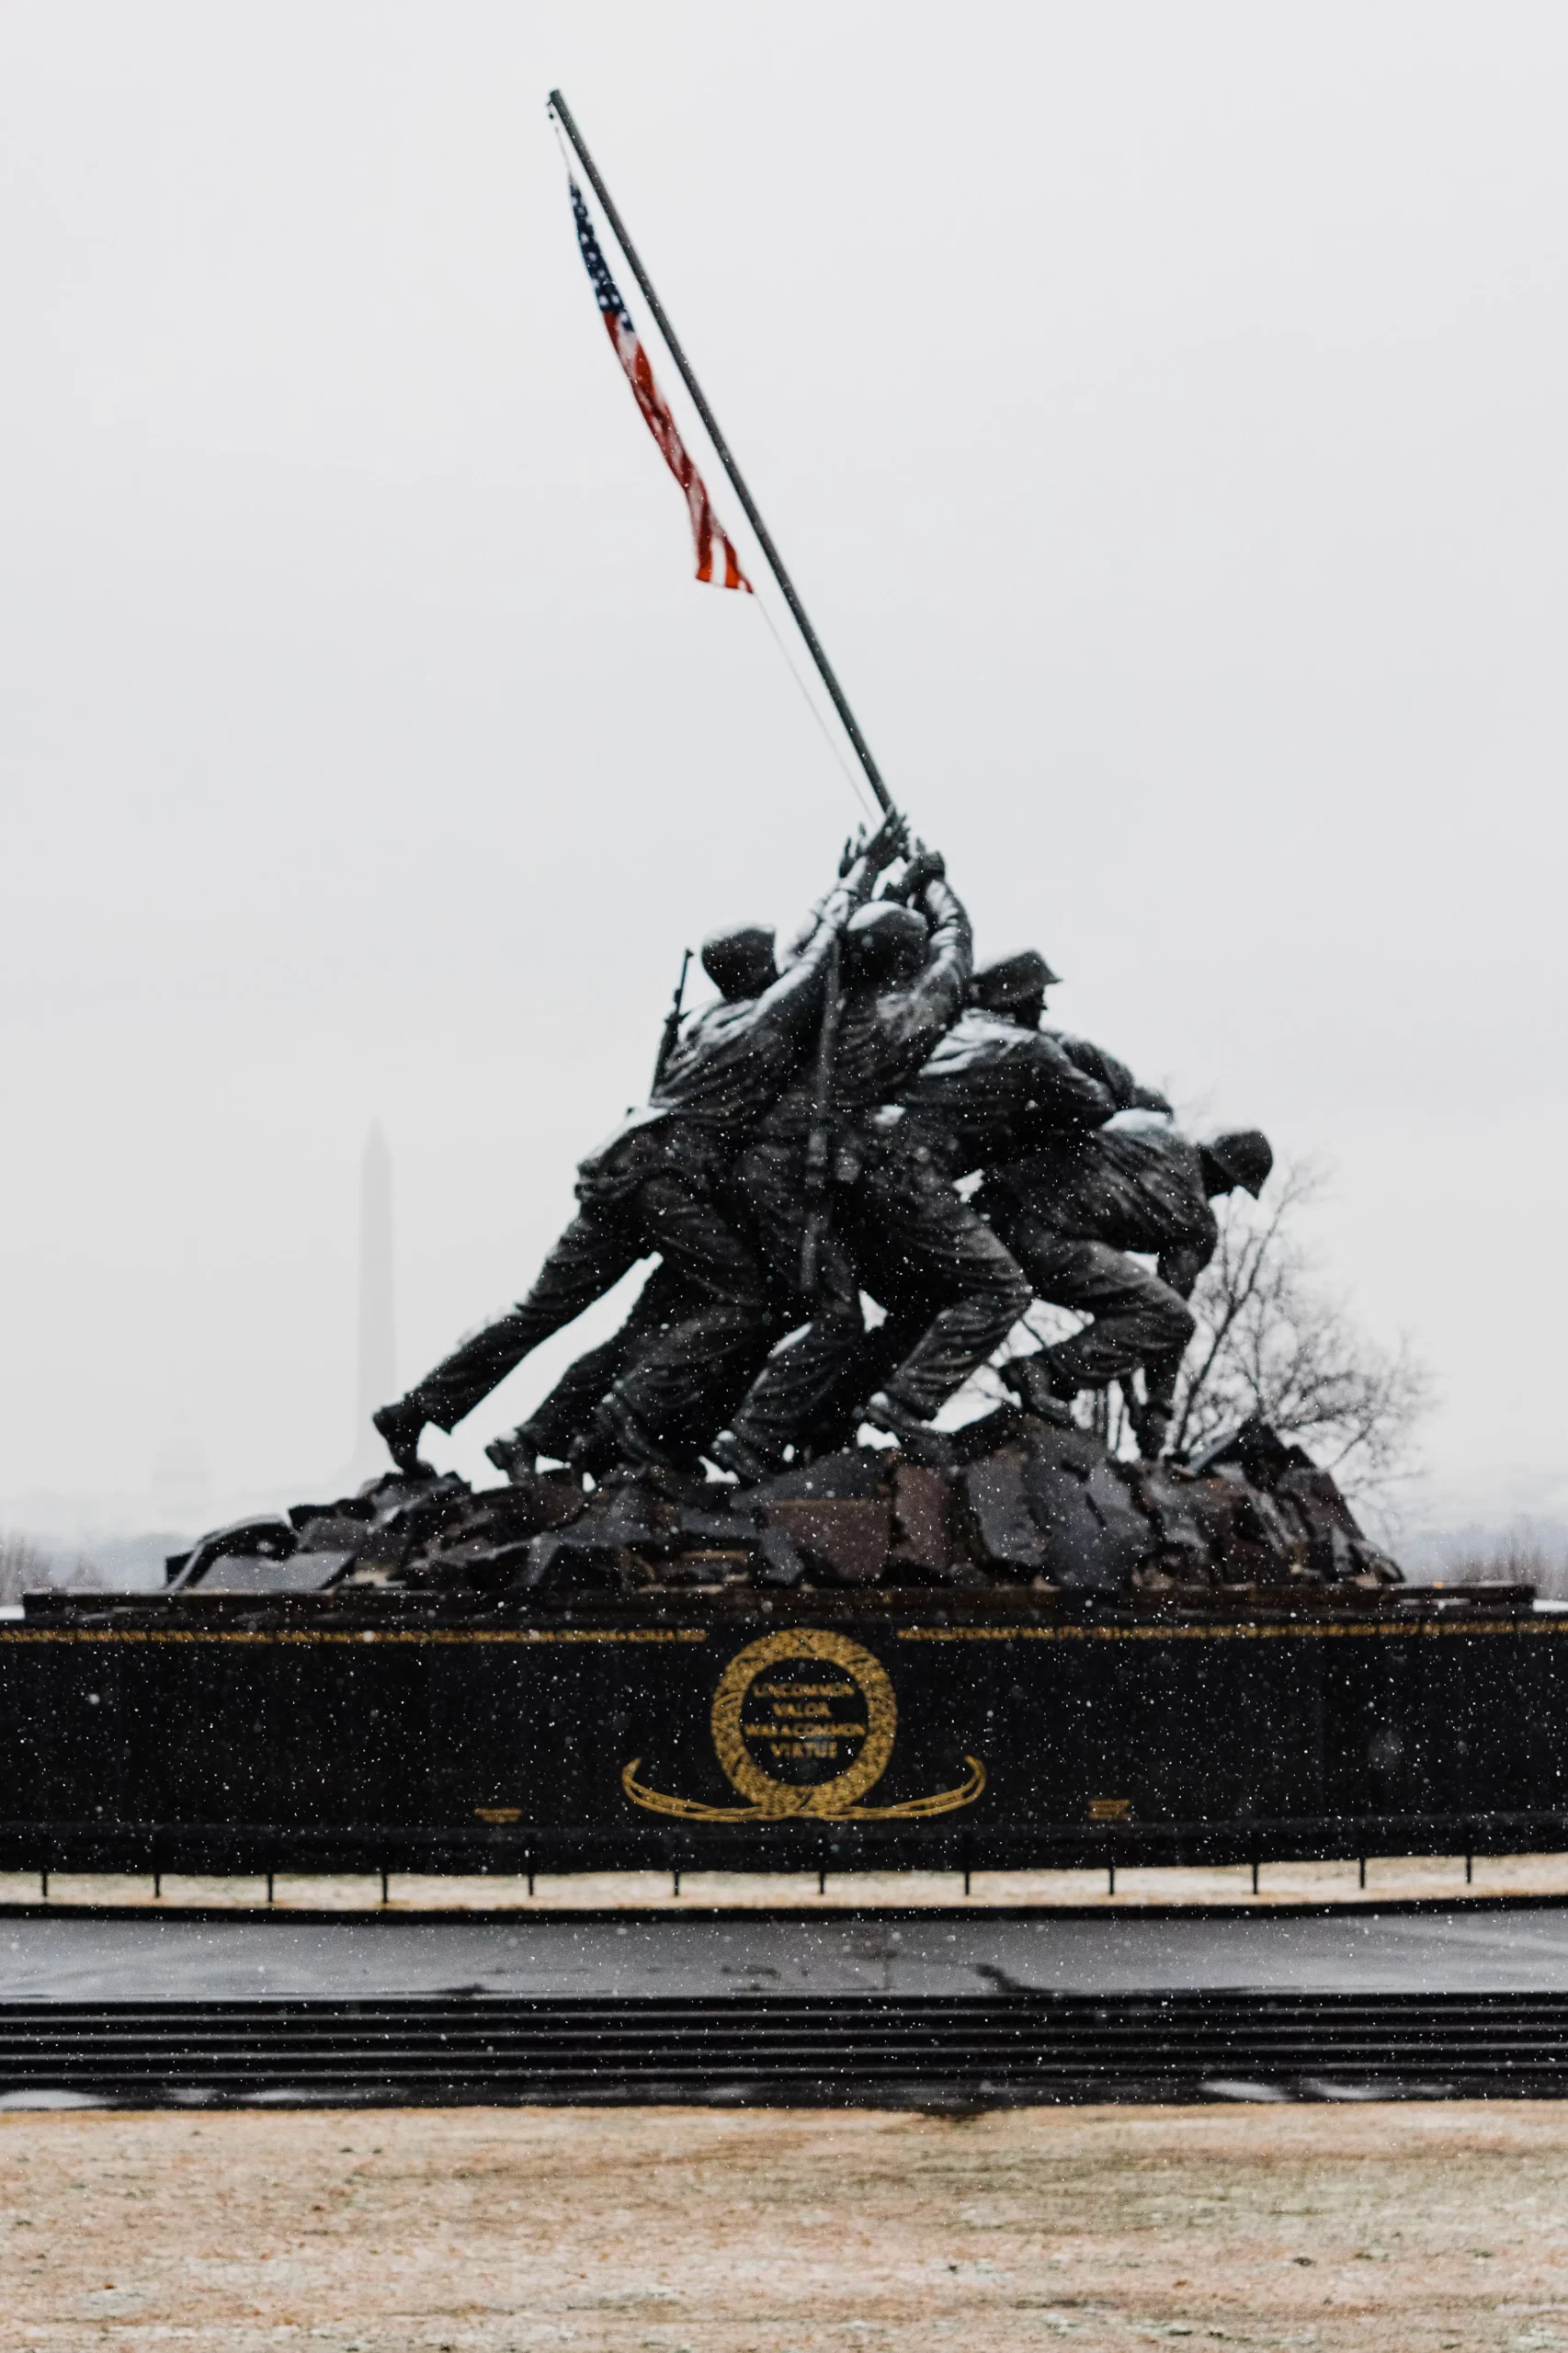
left=607, top=315, right=751, bottom=592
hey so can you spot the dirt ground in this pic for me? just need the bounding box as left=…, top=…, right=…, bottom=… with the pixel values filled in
left=0, top=2101, right=1562, bottom=2352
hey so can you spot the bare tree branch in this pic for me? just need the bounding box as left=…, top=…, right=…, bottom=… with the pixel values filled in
left=1169, top=1159, right=1430, bottom=1496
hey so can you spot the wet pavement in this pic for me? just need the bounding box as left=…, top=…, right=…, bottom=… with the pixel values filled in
left=3, top=1902, right=1567, bottom=2001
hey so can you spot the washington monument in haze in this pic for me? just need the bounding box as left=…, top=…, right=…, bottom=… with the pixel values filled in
left=351, top=1122, right=395, bottom=1480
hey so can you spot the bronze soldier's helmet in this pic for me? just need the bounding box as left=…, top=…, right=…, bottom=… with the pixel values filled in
left=1202, top=1130, right=1274, bottom=1198
left=843, top=901, right=928, bottom=983
left=969, top=949, right=1062, bottom=1015
left=700, top=926, right=778, bottom=1002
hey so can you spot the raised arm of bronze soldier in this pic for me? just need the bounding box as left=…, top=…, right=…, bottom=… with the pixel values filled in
left=779, top=811, right=909, bottom=966
left=840, top=808, right=908, bottom=882
left=876, top=836, right=946, bottom=906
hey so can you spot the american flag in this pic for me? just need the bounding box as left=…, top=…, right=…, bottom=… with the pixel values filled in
left=568, top=178, right=751, bottom=592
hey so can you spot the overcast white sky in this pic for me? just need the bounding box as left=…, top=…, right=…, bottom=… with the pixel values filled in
left=1, top=2, right=1564, bottom=1540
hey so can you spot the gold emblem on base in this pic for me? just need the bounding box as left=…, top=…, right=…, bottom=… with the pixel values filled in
left=622, top=1626, right=985, bottom=1822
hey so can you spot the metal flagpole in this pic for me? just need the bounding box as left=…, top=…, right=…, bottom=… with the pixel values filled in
left=548, top=89, right=897, bottom=820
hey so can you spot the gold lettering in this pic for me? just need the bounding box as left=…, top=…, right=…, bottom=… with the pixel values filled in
left=745, top=1719, right=867, bottom=1743
left=743, top=1710, right=861, bottom=1726
left=751, top=1681, right=854, bottom=1699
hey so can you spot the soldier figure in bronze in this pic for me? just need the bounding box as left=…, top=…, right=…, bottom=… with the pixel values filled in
left=967, top=949, right=1173, bottom=1118
left=710, top=851, right=1034, bottom=1475
left=374, top=817, right=905, bottom=1477
left=742, top=953, right=1135, bottom=1457
left=981, top=1124, right=1274, bottom=1458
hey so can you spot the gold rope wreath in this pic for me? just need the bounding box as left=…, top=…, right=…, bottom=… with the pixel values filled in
left=619, top=1754, right=987, bottom=1822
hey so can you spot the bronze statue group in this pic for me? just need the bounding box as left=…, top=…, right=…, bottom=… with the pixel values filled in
left=374, top=818, right=1272, bottom=1486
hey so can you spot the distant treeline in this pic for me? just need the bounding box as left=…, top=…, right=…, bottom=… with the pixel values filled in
left=1407, top=1519, right=1568, bottom=1601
